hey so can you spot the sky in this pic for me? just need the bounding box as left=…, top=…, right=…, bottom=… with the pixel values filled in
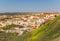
left=0, top=0, right=60, bottom=13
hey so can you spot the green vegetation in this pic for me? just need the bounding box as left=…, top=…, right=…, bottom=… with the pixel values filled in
left=0, top=32, right=19, bottom=41
left=0, top=16, right=60, bottom=41
left=3, top=24, right=20, bottom=30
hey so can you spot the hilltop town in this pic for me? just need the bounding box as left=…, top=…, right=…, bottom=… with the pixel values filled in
left=0, top=12, right=60, bottom=35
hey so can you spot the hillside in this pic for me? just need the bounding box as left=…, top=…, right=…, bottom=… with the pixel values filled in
left=0, top=16, right=60, bottom=41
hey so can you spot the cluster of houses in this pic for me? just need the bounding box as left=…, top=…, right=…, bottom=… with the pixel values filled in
left=0, top=12, right=60, bottom=35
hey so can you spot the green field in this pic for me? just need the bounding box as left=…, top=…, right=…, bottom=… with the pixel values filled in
left=0, top=16, right=60, bottom=41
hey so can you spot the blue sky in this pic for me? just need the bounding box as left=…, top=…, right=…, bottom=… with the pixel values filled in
left=0, top=0, right=60, bottom=13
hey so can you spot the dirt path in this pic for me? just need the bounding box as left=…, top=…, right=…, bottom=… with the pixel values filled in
left=53, top=37, right=60, bottom=41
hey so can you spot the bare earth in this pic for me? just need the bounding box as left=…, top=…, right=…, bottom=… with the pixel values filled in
left=53, top=37, right=60, bottom=41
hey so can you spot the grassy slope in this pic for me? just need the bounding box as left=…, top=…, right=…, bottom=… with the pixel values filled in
left=0, top=16, right=60, bottom=41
